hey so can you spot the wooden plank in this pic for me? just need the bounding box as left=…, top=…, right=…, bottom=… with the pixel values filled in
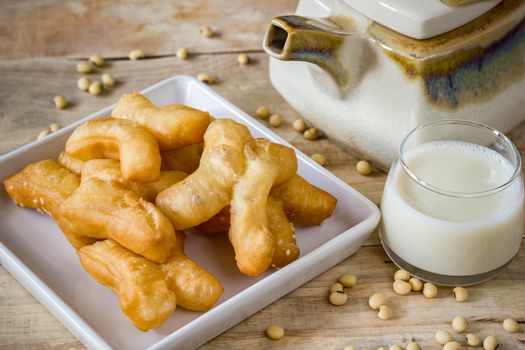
left=202, top=244, right=525, bottom=350
left=1, top=0, right=524, bottom=347
left=0, top=0, right=297, bottom=60
left=1, top=244, right=524, bottom=349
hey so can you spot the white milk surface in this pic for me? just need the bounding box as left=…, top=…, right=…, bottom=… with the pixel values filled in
left=380, top=141, right=524, bottom=276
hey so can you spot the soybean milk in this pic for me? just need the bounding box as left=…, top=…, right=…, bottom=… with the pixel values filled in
left=380, top=141, right=524, bottom=276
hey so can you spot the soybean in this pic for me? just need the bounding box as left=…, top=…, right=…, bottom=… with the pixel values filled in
left=356, top=160, right=372, bottom=175
left=269, top=114, right=282, bottom=127
left=394, top=269, right=410, bottom=281
left=453, top=287, right=468, bottom=302
left=483, top=335, right=498, bottom=350
left=406, top=342, right=420, bottom=350
left=201, top=25, right=214, bottom=38
left=266, top=325, right=284, bottom=340
left=88, top=81, right=103, bottom=96
left=393, top=280, right=411, bottom=295
left=77, top=77, right=91, bottom=91
left=408, top=278, right=423, bottom=292
left=338, top=274, right=357, bottom=288
left=502, top=318, right=520, bottom=333
left=101, top=73, right=115, bottom=87
left=329, top=283, right=344, bottom=293
left=37, top=129, right=50, bottom=140
left=49, top=123, right=60, bottom=133
left=423, top=282, right=438, bottom=298
left=466, top=334, right=480, bottom=347
left=238, top=53, right=249, bottom=65
left=176, top=48, right=189, bottom=60
left=89, top=54, right=104, bottom=67
left=452, top=315, right=468, bottom=333
left=443, top=341, right=461, bottom=350
left=304, top=127, right=319, bottom=140
left=435, top=330, right=452, bottom=345
left=293, top=118, right=307, bottom=132
left=76, top=62, right=92, bottom=74
left=311, top=153, right=326, bottom=166
left=53, top=95, right=67, bottom=109
left=368, top=293, right=387, bottom=310
left=256, top=105, right=270, bottom=119
left=329, top=291, right=348, bottom=306
left=197, top=73, right=213, bottom=84
left=377, top=305, right=393, bottom=320
left=129, top=49, right=145, bottom=61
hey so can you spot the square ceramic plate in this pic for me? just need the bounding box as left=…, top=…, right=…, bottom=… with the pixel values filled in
left=0, top=75, right=380, bottom=350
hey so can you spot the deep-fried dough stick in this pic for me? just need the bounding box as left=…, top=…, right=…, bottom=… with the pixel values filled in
left=78, top=239, right=176, bottom=331
left=60, top=178, right=175, bottom=263
left=81, top=159, right=187, bottom=202
left=195, top=200, right=299, bottom=268
left=3, top=160, right=97, bottom=249
left=156, top=118, right=252, bottom=229
left=270, top=175, right=337, bottom=226
left=229, top=139, right=297, bottom=276
left=112, top=93, right=211, bottom=150
left=196, top=173, right=337, bottom=233
left=194, top=206, right=230, bottom=235
left=65, top=117, right=161, bottom=183
left=160, top=142, right=203, bottom=173
left=266, top=197, right=300, bottom=268
left=58, top=151, right=85, bottom=174
left=162, top=231, right=224, bottom=311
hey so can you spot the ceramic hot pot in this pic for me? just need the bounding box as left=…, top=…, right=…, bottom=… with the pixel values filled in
left=263, top=0, right=525, bottom=169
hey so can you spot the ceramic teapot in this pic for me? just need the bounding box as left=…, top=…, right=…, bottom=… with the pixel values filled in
left=263, top=0, right=525, bottom=169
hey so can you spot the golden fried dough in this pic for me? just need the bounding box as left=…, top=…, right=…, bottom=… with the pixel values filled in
left=156, top=118, right=252, bottom=229
left=194, top=206, right=230, bottom=235
left=78, top=239, right=176, bottom=331
left=266, top=197, right=300, bottom=268
left=58, top=151, right=85, bottom=174
left=4, top=160, right=79, bottom=215
left=81, top=159, right=187, bottom=202
left=112, top=93, right=211, bottom=150
left=161, top=142, right=203, bottom=173
left=229, top=138, right=297, bottom=275
left=65, top=117, right=161, bottom=183
left=3, top=160, right=97, bottom=249
left=162, top=233, right=224, bottom=311
left=194, top=200, right=299, bottom=268
left=60, top=178, right=175, bottom=263
left=270, top=175, right=337, bottom=226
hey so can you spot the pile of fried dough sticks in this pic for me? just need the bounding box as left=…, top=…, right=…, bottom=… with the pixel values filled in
left=3, top=93, right=337, bottom=331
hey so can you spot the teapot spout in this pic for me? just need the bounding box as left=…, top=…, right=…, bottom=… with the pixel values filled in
left=263, top=15, right=360, bottom=89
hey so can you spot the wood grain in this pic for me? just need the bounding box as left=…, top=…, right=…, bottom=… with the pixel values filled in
left=1, top=0, right=525, bottom=349
left=0, top=0, right=297, bottom=59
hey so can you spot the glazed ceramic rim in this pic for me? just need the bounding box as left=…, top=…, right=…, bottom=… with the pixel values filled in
left=399, top=119, right=522, bottom=198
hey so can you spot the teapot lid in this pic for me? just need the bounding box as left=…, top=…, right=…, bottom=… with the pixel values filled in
left=344, top=0, right=502, bottom=39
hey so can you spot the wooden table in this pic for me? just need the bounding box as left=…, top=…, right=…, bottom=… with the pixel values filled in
left=0, top=1, right=523, bottom=349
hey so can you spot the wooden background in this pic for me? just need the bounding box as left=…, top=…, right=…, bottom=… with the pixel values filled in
left=0, top=1, right=523, bottom=349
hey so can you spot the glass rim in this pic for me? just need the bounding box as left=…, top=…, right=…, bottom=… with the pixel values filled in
left=399, top=119, right=522, bottom=198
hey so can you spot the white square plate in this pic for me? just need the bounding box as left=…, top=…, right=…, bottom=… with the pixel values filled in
left=0, top=75, right=380, bottom=350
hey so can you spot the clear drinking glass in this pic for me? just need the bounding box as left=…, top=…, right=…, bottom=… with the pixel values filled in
left=379, top=120, right=524, bottom=286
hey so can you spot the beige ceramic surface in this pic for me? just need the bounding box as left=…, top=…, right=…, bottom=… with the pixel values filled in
left=343, top=0, right=501, bottom=39
left=265, top=0, right=525, bottom=168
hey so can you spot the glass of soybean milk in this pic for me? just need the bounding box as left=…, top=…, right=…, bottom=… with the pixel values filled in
left=380, top=120, right=524, bottom=286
